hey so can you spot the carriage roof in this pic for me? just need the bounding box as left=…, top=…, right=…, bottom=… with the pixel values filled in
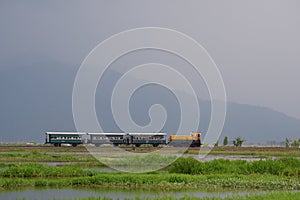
left=128, top=133, right=167, bottom=136
left=88, top=132, right=166, bottom=136
left=88, top=133, right=126, bottom=135
left=46, top=132, right=86, bottom=135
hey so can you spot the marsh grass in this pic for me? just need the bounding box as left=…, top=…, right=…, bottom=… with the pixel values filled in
left=57, top=162, right=106, bottom=168
left=0, top=172, right=299, bottom=190
left=188, top=147, right=300, bottom=157
left=0, top=163, right=95, bottom=178
left=107, top=154, right=177, bottom=166
left=168, top=157, right=300, bottom=176
left=0, top=157, right=300, bottom=190
left=0, top=151, right=95, bottom=162
left=46, top=191, right=300, bottom=200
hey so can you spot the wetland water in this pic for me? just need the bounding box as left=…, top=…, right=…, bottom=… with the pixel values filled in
left=0, top=187, right=268, bottom=200
left=0, top=151, right=296, bottom=199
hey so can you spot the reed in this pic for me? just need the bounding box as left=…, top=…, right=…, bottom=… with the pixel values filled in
left=51, top=191, right=300, bottom=200
left=168, top=157, right=300, bottom=176
left=0, top=173, right=299, bottom=190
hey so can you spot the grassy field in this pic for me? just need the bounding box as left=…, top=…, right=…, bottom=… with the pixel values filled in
left=189, top=146, right=300, bottom=157
left=48, top=191, right=300, bottom=200
left=0, top=157, right=300, bottom=190
left=1, top=145, right=300, bottom=159
left=168, top=157, right=300, bottom=176
left=0, top=146, right=300, bottom=199
left=0, top=173, right=299, bottom=190
left=0, top=150, right=95, bottom=162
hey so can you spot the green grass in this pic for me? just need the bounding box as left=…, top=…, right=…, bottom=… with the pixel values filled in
left=55, top=154, right=176, bottom=172
left=57, top=162, right=106, bottom=168
left=0, top=151, right=95, bottom=162
left=0, top=162, right=11, bottom=168
left=1, top=154, right=300, bottom=191
left=0, top=160, right=299, bottom=191
left=168, top=157, right=300, bottom=176
left=101, top=154, right=177, bottom=166
left=0, top=172, right=299, bottom=190
left=188, top=146, right=300, bottom=157
left=0, top=163, right=95, bottom=178
left=1, top=146, right=300, bottom=163
left=0, top=145, right=86, bottom=153
left=2, top=156, right=300, bottom=176
left=209, top=150, right=300, bottom=157
left=47, top=191, right=300, bottom=200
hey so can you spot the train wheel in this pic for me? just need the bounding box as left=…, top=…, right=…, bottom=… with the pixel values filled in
left=135, top=144, right=141, bottom=147
left=95, top=144, right=100, bottom=147
left=72, top=143, right=77, bottom=147
left=54, top=143, right=59, bottom=147
left=153, top=144, right=159, bottom=147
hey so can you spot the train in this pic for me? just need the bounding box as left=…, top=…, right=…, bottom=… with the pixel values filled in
left=45, top=132, right=201, bottom=147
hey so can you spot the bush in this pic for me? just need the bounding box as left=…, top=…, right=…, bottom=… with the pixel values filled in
left=0, top=163, right=95, bottom=178
left=167, top=157, right=300, bottom=176
left=168, top=157, right=200, bottom=174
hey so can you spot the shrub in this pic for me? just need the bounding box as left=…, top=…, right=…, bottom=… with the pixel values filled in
left=0, top=163, right=95, bottom=178
left=167, top=157, right=300, bottom=176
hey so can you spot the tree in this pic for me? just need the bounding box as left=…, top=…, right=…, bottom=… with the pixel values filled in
left=214, top=140, right=219, bottom=147
left=223, top=136, right=228, bottom=146
left=233, top=137, right=244, bottom=147
left=285, top=138, right=290, bottom=148
left=291, top=139, right=300, bottom=148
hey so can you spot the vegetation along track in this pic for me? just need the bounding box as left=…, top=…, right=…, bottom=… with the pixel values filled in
left=0, top=145, right=300, bottom=153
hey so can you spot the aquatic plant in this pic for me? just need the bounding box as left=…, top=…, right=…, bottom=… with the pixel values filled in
left=168, top=157, right=300, bottom=176
left=0, top=163, right=95, bottom=178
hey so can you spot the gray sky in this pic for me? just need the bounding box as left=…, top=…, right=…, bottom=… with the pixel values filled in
left=1, top=0, right=300, bottom=119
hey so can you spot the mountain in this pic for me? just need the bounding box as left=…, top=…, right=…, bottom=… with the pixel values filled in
left=0, top=62, right=300, bottom=144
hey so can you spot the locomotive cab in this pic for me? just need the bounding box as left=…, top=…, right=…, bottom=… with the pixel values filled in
left=169, top=132, right=201, bottom=147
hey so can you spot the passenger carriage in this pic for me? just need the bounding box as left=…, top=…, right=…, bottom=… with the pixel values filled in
left=45, top=132, right=85, bottom=147
left=88, top=133, right=126, bottom=147
left=87, top=132, right=167, bottom=147
left=129, top=133, right=167, bottom=147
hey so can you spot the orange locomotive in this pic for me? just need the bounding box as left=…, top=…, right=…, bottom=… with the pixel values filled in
left=169, top=132, right=201, bottom=147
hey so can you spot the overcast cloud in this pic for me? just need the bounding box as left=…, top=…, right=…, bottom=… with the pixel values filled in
left=0, top=0, right=300, bottom=119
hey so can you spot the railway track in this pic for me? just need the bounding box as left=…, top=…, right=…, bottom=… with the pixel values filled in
left=0, top=145, right=299, bottom=151
left=0, top=145, right=193, bottom=151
